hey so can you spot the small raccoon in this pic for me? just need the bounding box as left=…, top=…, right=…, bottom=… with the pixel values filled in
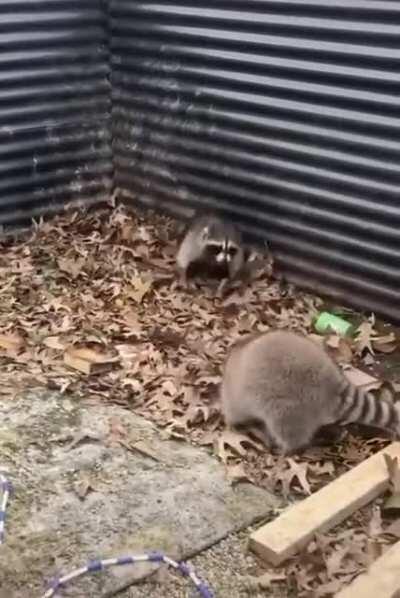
left=221, top=330, right=399, bottom=454
left=176, top=214, right=245, bottom=287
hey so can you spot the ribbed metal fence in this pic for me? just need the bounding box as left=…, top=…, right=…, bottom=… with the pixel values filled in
left=0, top=0, right=112, bottom=230
left=111, top=0, right=400, bottom=323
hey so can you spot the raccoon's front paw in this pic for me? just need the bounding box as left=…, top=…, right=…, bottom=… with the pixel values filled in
left=177, top=269, right=193, bottom=291
left=215, top=278, right=230, bottom=299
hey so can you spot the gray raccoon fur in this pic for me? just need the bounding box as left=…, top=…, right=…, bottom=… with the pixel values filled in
left=221, top=330, right=399, bottom=454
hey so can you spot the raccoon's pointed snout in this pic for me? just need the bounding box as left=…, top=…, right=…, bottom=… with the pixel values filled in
left=216, top=251, right=227, bottom=263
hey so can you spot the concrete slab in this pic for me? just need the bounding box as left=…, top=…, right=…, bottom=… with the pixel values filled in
left=0, top=390, right=277, bottom=597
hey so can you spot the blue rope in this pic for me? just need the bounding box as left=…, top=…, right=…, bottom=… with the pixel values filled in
left=0, top=474, right=215, bottom=597
left=42, top=552, right=214, bottom=598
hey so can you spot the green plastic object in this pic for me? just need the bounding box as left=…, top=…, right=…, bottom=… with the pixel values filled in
left=314, top=312, right=354, bottom=336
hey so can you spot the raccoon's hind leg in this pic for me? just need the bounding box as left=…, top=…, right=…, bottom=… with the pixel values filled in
left=228, top=250, right=245, bottom=281
left=278, top=423, right=346, bottom=455
left=224, top=412, right=276, bottom=449
left=176, top=264, right=197, bottom=290
left=177, top=265, right=188, bottom=287
left=314, top=424, right=348, bottom=446
left=271, top=416, right=320, bottom=456
left=216, top=277, right=229, bottom=298
left=246, top=421, right=276, bottom=449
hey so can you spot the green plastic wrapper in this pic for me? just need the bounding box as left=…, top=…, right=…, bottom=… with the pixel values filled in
left=314, top=311, right=354, bottom=336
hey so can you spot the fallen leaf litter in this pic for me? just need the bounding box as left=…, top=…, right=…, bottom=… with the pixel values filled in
left=0, top=203, right=399, bottom=597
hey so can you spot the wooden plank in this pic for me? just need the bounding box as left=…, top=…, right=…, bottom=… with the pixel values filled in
left=335, top=540, right=400, bottom=598
left=249, top=442, right=400, bottom=566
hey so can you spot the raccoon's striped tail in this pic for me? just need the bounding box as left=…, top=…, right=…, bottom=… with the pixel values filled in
left=336, top=379, right=399, bottom=433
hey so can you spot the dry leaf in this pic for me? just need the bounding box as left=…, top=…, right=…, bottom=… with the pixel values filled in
left=222, top=287, right=255, bottom=307
left=122, top=310, right=143, bottom=334
left=355, top=319, right=376, bottom=355
left=121, top=377, right=143, bottom=392
left=325, top=334, right=353, bottom=363
left=217, top=430, right=262, bottom=463
left=67, top=347, right=116, bottom=363
left=126, top=276, right=152, bottom=303
left=363, top=352, right=375, bottom=366
left=42, top=336, right=66, bottom=350
left=372, top=333, right=397, bottom=354
left=285, top=458, right=312, bottom=495
left=172, top=403, right=211, bottom=430
left=0, top=333, right=24, bottom=353
left=325, top=545, right=349, bottom=579
left=57, top=256, right=86, bottom=279
left=225, top=462, right=250, bottom=485
left=309, top=461, right=336, bottom=477
left=115, top=344, right=141, bottom=367
left=273, top=458, right=311, bottom=497
left=240, top=571, right=286, bottom=591
left=343, top=366, right=382, bottom=391
left=161, top=379, right=177, bottom=396
left=354, top=320, right=397, bottom=356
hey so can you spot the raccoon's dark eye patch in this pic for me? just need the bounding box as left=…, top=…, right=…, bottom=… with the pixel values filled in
left=227, top=246, right=238, bottom=257
left=206, top=244, right=223, bottom=257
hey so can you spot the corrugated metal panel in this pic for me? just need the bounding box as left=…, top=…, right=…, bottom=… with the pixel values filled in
left=111, top=0, right=400, bottom=323
left=0, top=0, right=112, bottom=230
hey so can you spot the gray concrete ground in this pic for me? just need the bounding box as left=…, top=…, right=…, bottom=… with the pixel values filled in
left=0, top=390, right=278, bottom=597
left=119, top=531, right=285, bottom=598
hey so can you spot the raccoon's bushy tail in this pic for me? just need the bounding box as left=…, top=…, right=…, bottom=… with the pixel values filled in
left=336, top=379, right=399, bottom=433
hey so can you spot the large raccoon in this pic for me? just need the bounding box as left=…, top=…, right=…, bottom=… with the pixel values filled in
left=220, top=330, right=399, bottom=454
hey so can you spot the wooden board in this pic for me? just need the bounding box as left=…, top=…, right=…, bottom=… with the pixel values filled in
left=335, top=540, right=400, bottom=598
left=249, top=442, right=400, bottom=566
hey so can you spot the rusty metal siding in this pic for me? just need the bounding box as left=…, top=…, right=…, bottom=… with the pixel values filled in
left=111, top=0, right=400, bottom=323
left=0, top=0, right=112, bottom=230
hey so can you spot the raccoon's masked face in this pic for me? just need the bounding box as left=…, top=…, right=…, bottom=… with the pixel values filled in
left=206, top=240, right=239, bottom=264
left=201, top=225, right=239, bottom=265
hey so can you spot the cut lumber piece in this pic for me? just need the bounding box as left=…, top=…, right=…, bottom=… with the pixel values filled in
left=249, top=442, right=400, bottom=566
left=334, top=539, right=400, bottom=598
left=64, top=346, right=117, bottom=375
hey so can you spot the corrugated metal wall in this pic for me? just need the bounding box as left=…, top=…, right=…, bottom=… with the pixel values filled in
left=0, top=0, right=112, bottom=231
left=111, top=0, right=400, bottom=323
